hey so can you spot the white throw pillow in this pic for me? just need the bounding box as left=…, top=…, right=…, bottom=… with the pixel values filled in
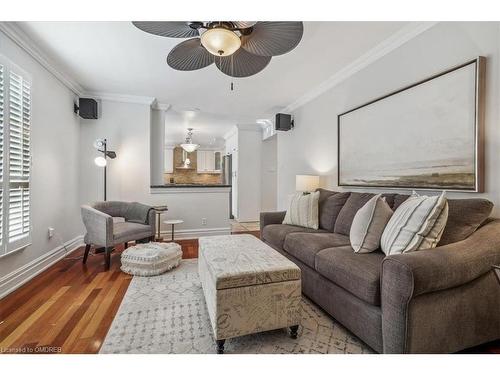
left=380, top=191, right=449, bottom=255
left=350, top=194, right=393, bottom=253
left=282, top=191, right=320, bottom=229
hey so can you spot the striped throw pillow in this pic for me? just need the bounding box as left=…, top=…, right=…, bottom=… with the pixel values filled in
left=282, top=191, right=320, bottom=229
left=380, top=191, right=449, bottom=255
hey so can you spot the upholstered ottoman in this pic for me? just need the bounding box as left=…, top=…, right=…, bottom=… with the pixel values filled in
left=198, top=234, right=301, bottom=354
left=121, top=242, right=182, bottom=276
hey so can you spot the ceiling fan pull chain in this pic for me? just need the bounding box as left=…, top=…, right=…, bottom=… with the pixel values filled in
left=231, top=54, right=234, bottom=91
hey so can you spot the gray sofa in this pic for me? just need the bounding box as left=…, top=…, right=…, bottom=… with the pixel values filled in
left=260, top=189, right=500, bottom=353
left=81, top=201, right=155, bottom=270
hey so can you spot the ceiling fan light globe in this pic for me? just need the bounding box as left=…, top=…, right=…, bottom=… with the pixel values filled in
left=201, top=28, right=241, bottom=56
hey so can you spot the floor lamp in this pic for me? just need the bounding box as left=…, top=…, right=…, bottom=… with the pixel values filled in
left=94, top=138, right=117, bottom=201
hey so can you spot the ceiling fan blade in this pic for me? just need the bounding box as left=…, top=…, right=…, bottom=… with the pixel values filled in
left=132, top=21, right=199, bottom=38
left=215, top=48, right=271, bottom=78
left=232, top=21, right=257, bottom=29
left=167, top=38, right=214, bottom=71
left=241, top=22, right=304, bottom=56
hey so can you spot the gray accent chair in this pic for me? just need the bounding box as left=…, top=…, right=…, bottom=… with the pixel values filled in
left=81, top=201, right=155, bottom=270
left=260, top=189, right=500, bottom=353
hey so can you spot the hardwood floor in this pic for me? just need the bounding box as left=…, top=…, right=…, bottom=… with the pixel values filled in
left=0, top=229, right=498, bottom=354
left=0, top=232, right=259, bottom=354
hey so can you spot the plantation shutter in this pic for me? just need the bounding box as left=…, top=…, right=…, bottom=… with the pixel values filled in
left=0, top=55, right=32, bottom=256
left=7, top=70, right=31, bottom=251
left=0, top=64, right=4, bottom=249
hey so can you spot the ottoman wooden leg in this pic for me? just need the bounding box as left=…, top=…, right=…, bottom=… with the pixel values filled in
left=216, top=339, right=225, bottom=354
left=290, top=325, right=299, bottom=339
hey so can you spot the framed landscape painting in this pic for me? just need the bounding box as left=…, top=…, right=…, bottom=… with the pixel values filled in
left=338, top=57, right=485, bottom=192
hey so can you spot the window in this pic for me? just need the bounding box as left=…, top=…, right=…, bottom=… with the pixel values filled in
left=0, top=56, right=31, bottom=256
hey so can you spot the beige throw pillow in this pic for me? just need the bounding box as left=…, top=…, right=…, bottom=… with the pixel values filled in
left=350, top=194, right=393, bottom=253
left=282, top=191, right=320, bottom=229
left=381, top=191, right=449, bottom=255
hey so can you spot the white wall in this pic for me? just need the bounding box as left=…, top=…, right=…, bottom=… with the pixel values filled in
left=277, top=22, right=500, bottom=216
left=150, top=109, right=165, bottom=186
left=80, top=100, right=230, bottom=237
left=261, top=134, right=278, bottom=212
left=0, top=30, right=82, bottom=292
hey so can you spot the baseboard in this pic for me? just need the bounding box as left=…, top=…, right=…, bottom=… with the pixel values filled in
left=0, top=235, right=84, bottom=299
left=159, top=227, right=231, bottom=240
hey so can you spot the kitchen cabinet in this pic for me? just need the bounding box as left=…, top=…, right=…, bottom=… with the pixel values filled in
left=197, top=150, right=222, bottom=173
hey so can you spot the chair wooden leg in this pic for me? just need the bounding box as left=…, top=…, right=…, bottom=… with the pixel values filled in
left=83, top=244, right=91, bottom=264
left=105, top=247, right=112, bottom=270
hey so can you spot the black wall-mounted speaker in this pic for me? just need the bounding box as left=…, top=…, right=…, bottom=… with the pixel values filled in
left=275, top=113, right=294, bottom=131
left=74, top=98, right=98, bottom=119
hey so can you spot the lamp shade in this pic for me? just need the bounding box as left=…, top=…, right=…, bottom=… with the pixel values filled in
left=94, top=156, right=107, bottom=167
left=296, top=175, right=319, bottom=192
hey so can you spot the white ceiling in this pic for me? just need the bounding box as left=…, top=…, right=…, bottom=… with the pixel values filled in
left=164, top=109, right=235, bottom=148
left=16, top=21, right=409, bottom=121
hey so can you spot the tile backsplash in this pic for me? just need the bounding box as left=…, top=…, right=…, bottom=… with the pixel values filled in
left=164, top=147, right=222, bottom=184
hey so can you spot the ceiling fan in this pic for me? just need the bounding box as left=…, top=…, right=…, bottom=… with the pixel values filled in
left=132, top=21, right=304, bottom=79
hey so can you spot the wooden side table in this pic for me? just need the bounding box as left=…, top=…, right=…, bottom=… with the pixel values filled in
left=153, top=206, right=168, bottom=241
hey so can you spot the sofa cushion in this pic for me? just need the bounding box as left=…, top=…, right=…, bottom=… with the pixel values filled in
left=381, top=193, right=397, bottom=210
left=334, top=192, right=376, bottom=236
left=381, top=192, right=449, bottom=255
left=262, top=224, right=326, bottom=249
left=113, top=221, right=152, bottom=242
left=319, top=192, right=351, bottom=231
left=315, top=246, right=385, bottom=305
left=393, top=194, right=410, bottom=210
left=282, top=191, right=320, bottom=229
left=438, top=198, right=494, bottom=245
left=283, top=232, right=350, bottom=268
left=350, top=194, right=393, bottom=253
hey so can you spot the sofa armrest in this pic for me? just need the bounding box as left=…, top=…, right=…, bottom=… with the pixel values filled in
left=81, top=205, right=114, bottom=247
left=381, top=219, right=500, bottom=353
left=382, top=219, right=500, bottom=297
left=147, top=208, right=156, bottom=235
left=260, top=211, right=286, bottom=232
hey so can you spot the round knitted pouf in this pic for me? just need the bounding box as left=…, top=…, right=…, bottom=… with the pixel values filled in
left=120, top=242, right=182, bottom=276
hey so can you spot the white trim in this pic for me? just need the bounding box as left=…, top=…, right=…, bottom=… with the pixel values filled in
left=86, top=91, right=156, bottom=105
left=159, top=227, right=230, bottom=240
left=0, top=235, right=84, bottom=299
left=152, top=102, right=172, bottom=111
left=223, top=126, right=238, bottom=140
left=236, top=124, right=262, bottom=132
left=150, top=186, right=231, bottom=194
left=283, top=22, right=439, bottom=112
left=0, top=22, right=85, bottom=96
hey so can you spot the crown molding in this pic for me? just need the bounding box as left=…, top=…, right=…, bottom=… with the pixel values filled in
left=152, top=102, right=172, bottom=111
left=0, top=22, right=85, bottom=96
left=283, top=21, right=439, bottom=113
left=86, top=91, right=156, bottom=105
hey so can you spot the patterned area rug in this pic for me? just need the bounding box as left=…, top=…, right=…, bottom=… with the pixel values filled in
left=100, top=259, right=373, bottom=354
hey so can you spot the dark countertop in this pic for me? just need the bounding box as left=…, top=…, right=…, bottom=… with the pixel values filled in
left=151, top=184, right=231, bottom=188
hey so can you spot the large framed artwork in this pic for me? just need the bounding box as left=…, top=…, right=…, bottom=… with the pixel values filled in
left=338, top=57, right=485, bottom=192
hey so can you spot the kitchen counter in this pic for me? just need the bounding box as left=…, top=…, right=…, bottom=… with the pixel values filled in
left=151, top=184, right=231, bottom=188
left=150, top=184, right=231, bottom=194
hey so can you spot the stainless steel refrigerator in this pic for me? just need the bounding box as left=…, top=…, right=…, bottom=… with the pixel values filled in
left=222, top=155, right=233, bottom=219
